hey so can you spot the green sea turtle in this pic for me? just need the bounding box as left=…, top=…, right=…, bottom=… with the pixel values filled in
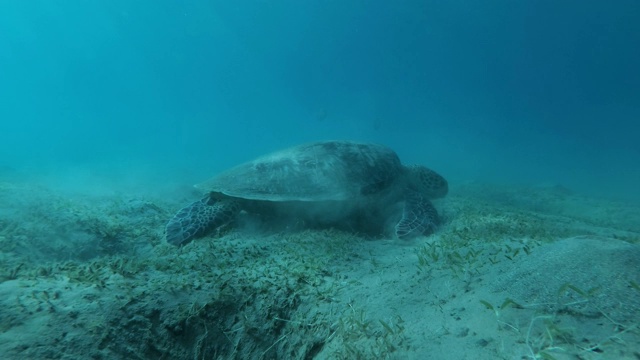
left=165, top=141, right=448, bottom=246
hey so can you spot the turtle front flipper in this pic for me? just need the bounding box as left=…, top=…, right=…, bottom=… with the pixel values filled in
left=394, top=191, right=440, bottom=239
left=165, top=197, right=240, bottom=246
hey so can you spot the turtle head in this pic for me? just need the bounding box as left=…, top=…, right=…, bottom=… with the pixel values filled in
left=404, top=165, right=448, bottom=199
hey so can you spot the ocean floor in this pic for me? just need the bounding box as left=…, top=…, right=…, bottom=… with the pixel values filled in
left=0, top=180, right=639, bottom=359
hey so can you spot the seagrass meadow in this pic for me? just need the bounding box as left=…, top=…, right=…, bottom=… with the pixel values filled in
left=1, top=181, right=639, bottom=360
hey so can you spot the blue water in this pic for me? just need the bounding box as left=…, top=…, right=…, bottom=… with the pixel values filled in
left=1, top=1, right=639, bottom=200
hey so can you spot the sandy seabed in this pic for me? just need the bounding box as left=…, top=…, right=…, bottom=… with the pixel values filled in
left=0, top=180, right=639, bottom=360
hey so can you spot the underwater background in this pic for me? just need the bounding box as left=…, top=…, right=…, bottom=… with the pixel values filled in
left=1, top=0, right=639, bottom=201
left=2, top=2, right=640, bottom=359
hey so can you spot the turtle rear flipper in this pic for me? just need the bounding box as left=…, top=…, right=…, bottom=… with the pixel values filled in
left=394, top=191, right=440, bottom=239
left=165, top=197, right=240, bottom=246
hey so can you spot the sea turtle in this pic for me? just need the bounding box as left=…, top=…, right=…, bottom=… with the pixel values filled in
left=165, top=141, right=448, bottom=246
